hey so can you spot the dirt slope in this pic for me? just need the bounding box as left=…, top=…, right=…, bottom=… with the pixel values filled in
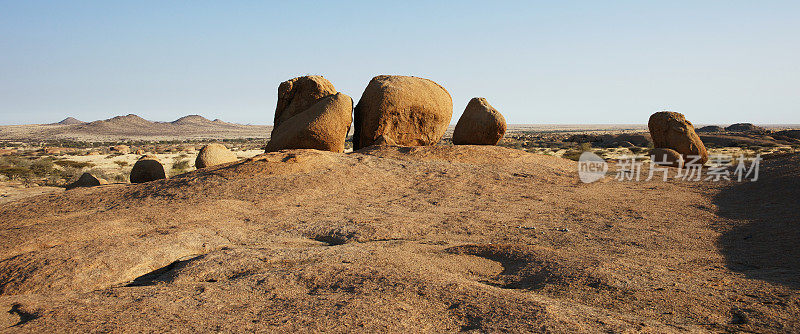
left=0, top=146, right=797, bottom=332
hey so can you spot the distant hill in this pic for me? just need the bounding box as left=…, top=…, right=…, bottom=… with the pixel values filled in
left=0, top=114, right=271, bottom=141
left=55, top=117, right=85, bottom=125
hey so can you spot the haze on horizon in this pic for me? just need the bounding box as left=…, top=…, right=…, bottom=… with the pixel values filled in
left=1, top=1, right=798, bottom=126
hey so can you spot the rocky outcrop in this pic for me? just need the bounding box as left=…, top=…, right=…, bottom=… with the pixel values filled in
left=648, top=111, right=708, bottom=164
left=265, top=76, right=352, bottom=153
left=265, top=93, right=353, bottom=153
left=725, top=123, right=765, bottom=133
left=696, top=125, right=724, bottom=133
left=273, top=76, right=338, bottom=128
left=66, top=173, right=108, bottom=190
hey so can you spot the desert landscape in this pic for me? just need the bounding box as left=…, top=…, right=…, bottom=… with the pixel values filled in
left=1, top=73, right=800, bottom=333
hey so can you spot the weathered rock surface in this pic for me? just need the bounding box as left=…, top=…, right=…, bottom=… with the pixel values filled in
left=195, top=143, right=238, bottom=169
left=130, top=155, right=166, bottom=183
left=265, top=93, right=353, bottom=153
left=0, top=146, right=798, bottom=332
left=273, top=76, right=337, bottom=128
left=452, top=98, right=506, bottom=145
left=353, top=75, right=452, bottom=150
left=648, top=111, right=708, bottom=164
left=65, top=173, right=108, bottom=190
left=650, top=148, right=684, bottom=167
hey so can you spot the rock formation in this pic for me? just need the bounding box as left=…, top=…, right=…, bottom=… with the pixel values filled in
left=266, top=76, right=351, bottom=153
left=195, top=143, right=238, bottom=169
left=650, top=148, right=684, bottom=167
left=65, top=173, right=108, bottom=190
left=353, top=75, right=452, bottom=150
left=648, top=111, right=708, bottom=164
left=130, top=155, right=166, bottom=183
left=265, top=93, right=353, bottom=153
left=452, top=98, right=506, bottom=145
left=273, top=76, right=338, bottom=128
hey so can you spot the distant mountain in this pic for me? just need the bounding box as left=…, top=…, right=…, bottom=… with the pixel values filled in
left=1, top=114, right=271, bottom=141
left=55, top=117, right=85, bottom=125
left=171, top=115, right=214, bottom=125
left=83, top=114, right=154, bottom=128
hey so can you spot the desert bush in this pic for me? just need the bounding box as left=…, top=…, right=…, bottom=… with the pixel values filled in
left=0, top=166, right=33, bottom=180
left=629, top=146, right=647, bottom=154
left=114, top=160, right=129, bottom=167
left=172, top=159, right=190, bottom=171
left=88, top=168, right=127, bottom=183
left=29, top=158, right=56, bottom=176
left=55, top=160, right=95, bottom=169
left=561, top=142, right=593, bottom=161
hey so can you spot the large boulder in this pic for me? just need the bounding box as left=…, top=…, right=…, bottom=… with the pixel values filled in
left=265, top=93, right=353, bottom=153
left=130, top=155, right=166, bottom=183
left=650, top=148, right=684, bottom=167
left=66, top=173, right=109, bottom=190
left=195, top=143, right=238, bottom=169
left=648, top=111, right=708, bottom=164
left=452, top=98, right=506, bottom=145
left=273, top=76, right=337, bottom=128
left=353, top=75, right=452, bottom=150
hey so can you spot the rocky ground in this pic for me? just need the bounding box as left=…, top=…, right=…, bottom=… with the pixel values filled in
left=0, top=145, right=797, bottom=332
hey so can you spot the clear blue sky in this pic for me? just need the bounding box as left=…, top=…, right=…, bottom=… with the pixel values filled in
left=1, top=1, right=798, bottom=125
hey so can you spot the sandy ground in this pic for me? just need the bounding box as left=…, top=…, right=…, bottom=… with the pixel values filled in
left=0, top=145, right=797, bottom=332
left=62, top=149, right=264, bottom=176
left=0, top=182, right=63, bottom=205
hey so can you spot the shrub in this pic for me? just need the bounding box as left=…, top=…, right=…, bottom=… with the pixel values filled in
left=0, top=166, right=33, bottom=180
left=561, top=142, right=593, bottom=161
left=114, top=160, right=129, bottom=167
left=55, top=160, right=95, bottom=169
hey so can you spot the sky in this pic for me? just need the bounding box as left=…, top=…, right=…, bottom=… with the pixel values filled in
left=1, top=1, right=798, bottom=125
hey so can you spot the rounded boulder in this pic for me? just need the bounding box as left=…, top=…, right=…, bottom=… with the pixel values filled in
left=66, top=173, right=109, bottom=190
left=353, top=75, right=452, bottom=150
left=195, top=143, right=238, bottom=169
left=452, top=97, right=506, bottom=145
left=650, top=148, right=685, bottom=167
left=130, top=155, right=166, bottom=184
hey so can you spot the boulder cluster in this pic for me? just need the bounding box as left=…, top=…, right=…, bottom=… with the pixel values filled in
left=648, top=111, right=708, bottom=165
left=264, top=75, right=507, bottom=152
left=265, top=76, right=353, bottom=153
